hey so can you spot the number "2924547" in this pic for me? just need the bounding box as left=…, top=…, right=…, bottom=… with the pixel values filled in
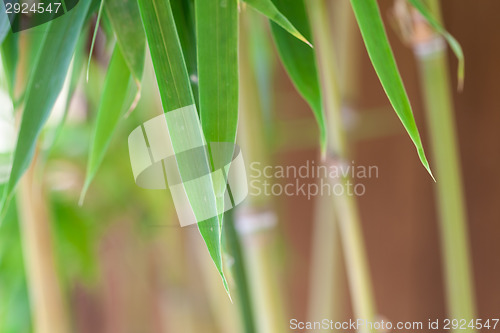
left=5, top=2, right=62, bottom=14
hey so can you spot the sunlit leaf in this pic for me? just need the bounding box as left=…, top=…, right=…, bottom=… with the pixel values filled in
left=195, top=0, right=238, bottom=294
left=350, top=0, right=434, bottom=179
left=137, top=0, right=229, bottom=293
left=244, top=0, right=311, bottom=46
left=196, top=0, right=238, bottom=190
left=80, top=45, right=135, bottom=204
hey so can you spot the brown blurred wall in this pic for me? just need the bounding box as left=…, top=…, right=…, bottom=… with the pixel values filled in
left=275, top=0, right=500, bottom=325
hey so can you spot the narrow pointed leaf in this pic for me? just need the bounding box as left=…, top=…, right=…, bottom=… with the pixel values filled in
left=171, top=0, right=198, bottom=108
left=270, top=0, right=327, bottom=154
left=244, top=0, right=311, bottom=46
left=407, top=0, right=464, bottom=89
left=80, top=45, right=134, bottom=203
left=137, top=0, right=228, bottom=293
left=39, top=28, right=89, bottom=171
left=195, top=0, right=239, bottom=185
left=1, top=32, right=18, bottom=100
left=104, top=0, right=146, bottom=87
left=195, top=0, right=238, bottom=293
left=1, top=1, right=91, bottom=211
left=350, top=0, right=434, bottom=179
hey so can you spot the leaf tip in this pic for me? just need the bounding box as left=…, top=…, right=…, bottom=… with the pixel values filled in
left=78, top=181, right=91, bottom=206
left=295, top=32, right=313, bottom=48
left=457, top=64, right=465, bottom=92
left=417, top=148, right=436, bottom=182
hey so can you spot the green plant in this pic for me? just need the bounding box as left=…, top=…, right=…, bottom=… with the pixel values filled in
left=0, top=0, right=470, bottom=331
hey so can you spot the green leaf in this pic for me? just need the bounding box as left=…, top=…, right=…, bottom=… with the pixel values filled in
left=244, top=0, right=311, bottom=46
left=195, top=0, right=238, bottom=293
left=350, top=0, right=434, bottom=179
left=170, top=0, right=198, bottom=109
left=86, top=0, right=105, bottom=82
left=0, top=0, right=91, bottom=212
left=195, top=0, right=239, bottom=184
left=80, top=45, right=134, bottom=204
left=0, top=32, right=18, bottom=100
left=137, top=0, right=229, bottom=293
left=269, top=0, right=327, bottom=154
left=104, top=0, right=146, bottom=88
left=407, top=0, right=464, bottom=89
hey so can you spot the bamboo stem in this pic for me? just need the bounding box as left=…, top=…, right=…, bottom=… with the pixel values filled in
left=16, top=154, right=70, bottom=333
left=307, top=0, right=377, bottom=330
left=307, top=0, right=360, bottom=326
left=307, top=185, right=343, bottom=327
left=411, top=0, right=477, bottom=327
left=236, top=8, right=287, bottom=333
left=224, top=212, right=256, bottom=333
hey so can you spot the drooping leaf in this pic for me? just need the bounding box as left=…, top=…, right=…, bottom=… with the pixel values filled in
left=104, top=0, right=146, bottom=90
left=407, top=0, right=464, bottom=89
left=350, top=0, right=434, bottom=179
left=80, top=45, right=134, bottom=204
left=244, top=0, right=311, bottom=46
left=137, top=0, right=228, bottom=293
left=195, top=0, right=238, bottom=294
left=46, top=25, right=89, bottom=149
left=195, top=0, right=239, bottom=193
left=0, top=0, right=91, bottom=212
left=269, top=0, right=327, bottom=154
left=171, top=0, right=198, bottom=109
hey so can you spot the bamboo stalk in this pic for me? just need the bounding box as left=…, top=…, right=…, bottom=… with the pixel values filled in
left=235, top=8, right=287, bottom=333
left=409, top=0, right=477, bottom=328
left=307, top=185, right=343, bottom=326
left=307, top=0, right=377, bottom=330
left=16, top=153, right=70, bottom=333
left=224, top=211, right=257, bottom=333
left=307, top=0, right=360, bottom=326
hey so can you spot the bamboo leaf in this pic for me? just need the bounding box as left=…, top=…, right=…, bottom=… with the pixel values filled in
left=171, top=0, right=198, bottom=108
left=195, top=0, right=239, bottom=185
left=195, top=0, right=239, bottom=294
left=39, top=27, right=89, bottom=171
left=80, top=45, right=134, bottom=204
left=350, top=0, right=434, bottom=179
left=269, top=0, right=327, bottom=154
left=407, top=0, right=464, bottom=89
left=86, top=0, right=104, bottom=82
left=1, top=32, right=18, bottom=100
left=104, top=0, right=146, bottom=87
left=137, top=0, right=229, bottom=293
left=244, top=0, right=311, bottom=46
left=0, top=0, right=91, bottom=212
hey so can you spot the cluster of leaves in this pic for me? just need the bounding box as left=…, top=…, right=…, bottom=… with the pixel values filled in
left=0, top=0, right=462, bottom=292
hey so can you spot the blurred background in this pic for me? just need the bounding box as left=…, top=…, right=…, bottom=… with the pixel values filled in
left=1, top=0, right=500, bottom=332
